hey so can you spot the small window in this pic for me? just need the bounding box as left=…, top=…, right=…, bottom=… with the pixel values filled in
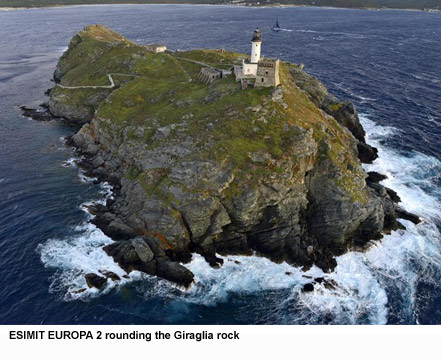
left=261, top=78, right=264, bottom=82
left=265, top=70, right=268, bottom=75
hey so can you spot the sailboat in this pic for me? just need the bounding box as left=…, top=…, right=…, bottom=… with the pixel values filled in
left=271, top=20, right=281, bottom=32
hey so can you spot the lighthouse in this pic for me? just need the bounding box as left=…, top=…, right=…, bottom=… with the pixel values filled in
left=241, top=28, right=262, bottom=77
left=250, top=28, right=262, bottom=64
left=233, top=28, right=280, bottom=88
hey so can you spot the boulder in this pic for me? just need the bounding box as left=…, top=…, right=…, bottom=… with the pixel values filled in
left=153, top=126, right=171, bottom=140
left=156, top=261, right=194, bottom=287
left=85, top=273, right=107, bottom=289
left=131, top=237, right=154, bottom=263
left=396, top=207, right=421, bottom=225
left=357, top=142, right=379, bottom=164
left=92, top=213, right=137, bottom=240
left=20, top=106, right=56, bottom=121
left=302, top=283, right=315, bottom=292
left=99, top=270, right=121, bottom=282
left=367, top=171, right=388, bottom=184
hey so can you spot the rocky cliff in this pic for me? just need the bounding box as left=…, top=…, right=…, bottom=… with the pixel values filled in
left=44, top=24, right=416, bottom=288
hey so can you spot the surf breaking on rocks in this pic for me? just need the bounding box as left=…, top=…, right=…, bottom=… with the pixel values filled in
left=38, top=113, right=441, bottom=323
left=37, top=160, right=144, bottom=301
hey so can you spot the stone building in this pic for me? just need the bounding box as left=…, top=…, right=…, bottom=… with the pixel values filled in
left=198, top=67, right=222, bottom=84
left=234, top=29, right=280, bottom=89
left=255, top=59, right=280, bottom=87
left=145, top=44, right=167, bottom=53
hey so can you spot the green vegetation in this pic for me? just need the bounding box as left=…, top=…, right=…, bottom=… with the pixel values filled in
left=53, top=24, right=369, bottom=203
left=176, top=49, right=244, bottom=65
left=51, top=86, right=113, bottom=118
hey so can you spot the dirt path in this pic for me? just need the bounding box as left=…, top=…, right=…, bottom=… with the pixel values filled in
left=56, top=73, right=142, bottom=90
left=174, top=56, right=233, bottom=73
left=54, top=56, right=232, bottom=90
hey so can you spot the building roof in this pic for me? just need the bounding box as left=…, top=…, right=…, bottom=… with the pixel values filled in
left=258, top=59, right=279, bottom=68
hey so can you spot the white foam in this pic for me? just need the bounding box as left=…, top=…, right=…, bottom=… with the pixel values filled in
left=61, top=157, right=79, bottom=167
left=184, top=254, right=319, bottom=305
left=44, top=113, right=441, bottom=323
left=361, top=115, right=441, bottom=220
left=297, top=252, right=389, bottom=324
left=38, top=221, right=142, bottom=301
left=39, top=159, right=127, bottom=301
left=304, top=116, right=440, bottom=323
left=145, top=114, right=441, bottom=324
left=56, top=46, right=69, bottom=54
left=78, top=172, right=96, bottom=184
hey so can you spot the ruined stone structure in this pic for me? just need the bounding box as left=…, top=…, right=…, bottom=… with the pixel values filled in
left=198, top=67, right=222, bottom=84
left=234, top=29, right=280, bottom=89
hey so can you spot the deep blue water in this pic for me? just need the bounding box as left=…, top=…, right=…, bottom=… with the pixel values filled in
left=1, top=5, right=441, bottom=324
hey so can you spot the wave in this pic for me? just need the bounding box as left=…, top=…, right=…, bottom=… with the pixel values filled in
left=38, top=221, right=134, bottom=301
left=142, top=114, right=441, bottom=324
left=40, top=115, right=441, bottom=323
left=61, top=157, right=79, bottom=167
left=56, top=46, right=69, bottom=54
left=333, top=83, right=378, bottom=103
left=38, top=163, right=137, bottom=301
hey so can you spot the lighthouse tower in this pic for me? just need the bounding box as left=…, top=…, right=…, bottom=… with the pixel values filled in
left=250, top=28, right=262, bottom=64
left=241, top=28, right=262, bottom=77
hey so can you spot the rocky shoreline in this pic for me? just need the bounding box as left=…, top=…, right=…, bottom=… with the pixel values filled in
left=24, top=25, right=420, bottom=290
left=59, top=90, right=419, bottom=289
left=27, top=93, right=419, bottom=290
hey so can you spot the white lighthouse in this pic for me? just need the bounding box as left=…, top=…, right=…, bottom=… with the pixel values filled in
left=233, top=28, right=280, bottom=89
left=250, top=28, right=262, bottom=64
left=241, top=28, right=262, bottom=77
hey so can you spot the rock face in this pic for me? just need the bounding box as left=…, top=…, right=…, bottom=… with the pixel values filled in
left=290, top=67, right=378, bottom=163
left=44, top=25, right=418, bottom=287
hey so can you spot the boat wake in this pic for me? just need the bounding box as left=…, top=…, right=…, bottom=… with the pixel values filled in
left=271, top=20, right=292, bottom=32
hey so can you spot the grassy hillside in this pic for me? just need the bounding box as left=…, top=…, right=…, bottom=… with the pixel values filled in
left=51, top=24, right=367, bottom=203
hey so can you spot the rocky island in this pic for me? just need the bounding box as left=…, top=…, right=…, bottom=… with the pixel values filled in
left=33, top=24, right=419, bottom=289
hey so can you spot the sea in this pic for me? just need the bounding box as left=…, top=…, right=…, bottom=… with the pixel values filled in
left=0, top=4, right=440, bottom=324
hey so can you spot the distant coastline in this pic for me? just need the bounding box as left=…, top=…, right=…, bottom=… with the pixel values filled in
left=0, top=0, right=441, bottom=13
left=1, top=2, right=440, bottom=13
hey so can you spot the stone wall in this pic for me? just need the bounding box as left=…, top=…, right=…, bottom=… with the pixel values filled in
left=255, top=60, right=280, bottom=88
left=242, top=61, right=258, bottom=77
